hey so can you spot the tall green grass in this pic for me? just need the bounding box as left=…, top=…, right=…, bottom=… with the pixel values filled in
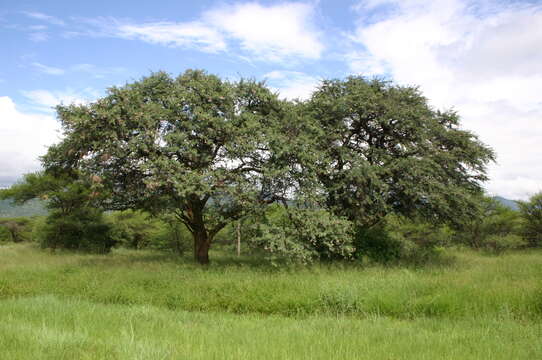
left=1, top=243, right=541, bottom=359
left=1, top=243, right=541, bottom=320
left=1, top=295, right=540, bottom=359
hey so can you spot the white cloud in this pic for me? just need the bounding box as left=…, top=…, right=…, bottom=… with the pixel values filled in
left=29, top=62, right=125, bottom=78
left=22, top=11, right=65, bottom=26
left=28, top=25, right=47, bottom=31
left=70, top=63, right=126, bottom=78
left=345, top=51, right=388, bottom=75
left=31, top=62, right=65, bottom=75
left=77, top=2, right=324, bottom=63
left=264, top=71, right=320, bottom=100
left=28, top=32, right=49, bottom=42
left=0, top=97, right=60, bottom=185
left=117, top=21, right=226, bottom=53
left=21, top=88, right=100, bottom=113
left=348, top=0, right=542, bottom=199
left=205, top=2, right=323, bottom=62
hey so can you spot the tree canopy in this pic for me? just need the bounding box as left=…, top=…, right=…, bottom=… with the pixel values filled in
left=43, top=70, right=315, bottom=263
left=39, top=70, right=495, bottom=264
left=307, top=77, right=495, bottom=226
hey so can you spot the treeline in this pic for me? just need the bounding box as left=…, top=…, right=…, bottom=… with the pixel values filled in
left=0, top=211, right=187, bottom=254
left=1, top=192, right=540, bottom=264
left=0, top=69, right=534, bottom=265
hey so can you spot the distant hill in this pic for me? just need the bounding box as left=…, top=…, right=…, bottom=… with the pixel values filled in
left=0, top=194, right=522, bottom=216
left=493, top=196, right=519, bottom=211
left=0, top=199, right=48, bottom=218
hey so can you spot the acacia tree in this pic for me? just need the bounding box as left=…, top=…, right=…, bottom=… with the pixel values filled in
left=42, top=71, right=495, bottom=264
left=518, top=192, right=542, bottom=247
left=452, top=195, right=523, bottom=249
left=0, top=171, right=114, bottom=252
left=44, top=70, right=315, bottom=264
left=0, top=218, right=31, bottom=243
left=306, top=77, right=495, bottom=227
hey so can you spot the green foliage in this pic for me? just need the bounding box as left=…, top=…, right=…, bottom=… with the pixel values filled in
left=518, top=192, right=542, bottom=247
left=454, top=195, right=525, bottom=251
left=248, top=205, right=355, bottom=264
left=0, top=217, right=35, bottom=243
left=355, top=216, right=452, bottom=264
left=0, top=225, right=8, bottom=242
left=31, top=70, right=496, bottom=264
left=484, top=234, right=527, bottom=254
left=108, top=210, right=160, bottom=249
left=107, top=210, right=191, bottom=254
left=307, top=76, right=495, bottom=227
left=388, top=216, right=453, bottom=262
left=34, top=208, right=114, bottom=253
left=29, top=216, right=47, bottom=243
left=354, top=224, right=402, bottom=263
left=0, top=172, right=106, bottom=215
left=44, top=70, right=313, bottom=264
left=2, top=172, right=114, bottom=253
left=154, top=214, right=192, bottom=255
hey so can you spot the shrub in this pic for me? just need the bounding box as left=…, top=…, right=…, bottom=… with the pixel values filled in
left=0, top=224, right=10, bottom=242
left=484, top=234, right=528, bottom=254
left=108, top=210, right=161, bottom=250
left=0, top=217, right=35, bottom=243
left=353, top=224, right=403, bottom=263
left=518, top=192, right=542, bottom=247
left=454, top=195, right=525, bottom=252
left=151, top=215, right=191, bottom=255
left=248, top=206, right=355, bottom=264
left=354, top=216, right=453, bottom=264
left=35, top=208, right=115, bottom=253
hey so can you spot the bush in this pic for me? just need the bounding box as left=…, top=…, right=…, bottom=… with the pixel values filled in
left=454, top=196, right=525, bottom=252
left=353, top=225, right=403, bottom=263
left=248, top=206, right=355, bottom=264
left=108, top=210, right=160, bottom=250
left=151, top=215, right=191, bottom=255
left=484, top=234, right=528, bottom=254
left=106, top=211, right=191, bottom=254
left=0, top=217, right=35, bottom=243
left=30, top=216, right=47, bottom=243
left=0, top=224, right=10, bottom=242
left=354, top=216, right=453, bottom=264
left=35, top=208, right=115, bottom=253
left=518, top=192, right=542, bottom=247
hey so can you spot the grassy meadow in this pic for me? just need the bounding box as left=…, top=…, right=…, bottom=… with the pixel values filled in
left=1, top=243, right=541, bottom=359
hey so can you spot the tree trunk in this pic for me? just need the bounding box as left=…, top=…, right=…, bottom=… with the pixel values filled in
left=193, top=230, right=211, bottom=265
left=236, top=221, right=241, bottom=257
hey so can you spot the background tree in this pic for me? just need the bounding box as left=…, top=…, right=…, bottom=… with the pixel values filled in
left=0, top=218, right=32, bottom=243
left=518, top=192, right=542, bottom=247
left=0, top=172, right=114, bottom=252
left=43, top=70, right=314, bottom=264
left=458, top=195, right=525, bottom=252
left=108, top=210, right=161, bottom=250
left=306, top=77, right=495, bottom=227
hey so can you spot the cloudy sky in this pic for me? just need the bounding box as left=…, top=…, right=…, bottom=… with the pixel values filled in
left=0, top=0, right=541, bottom=199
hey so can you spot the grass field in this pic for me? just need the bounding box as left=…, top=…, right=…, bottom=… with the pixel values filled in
left=1, top=243, right=541, bottom=359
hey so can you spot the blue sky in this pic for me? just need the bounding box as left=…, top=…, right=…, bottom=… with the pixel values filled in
left=1, top=0, right=542, bottom=199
